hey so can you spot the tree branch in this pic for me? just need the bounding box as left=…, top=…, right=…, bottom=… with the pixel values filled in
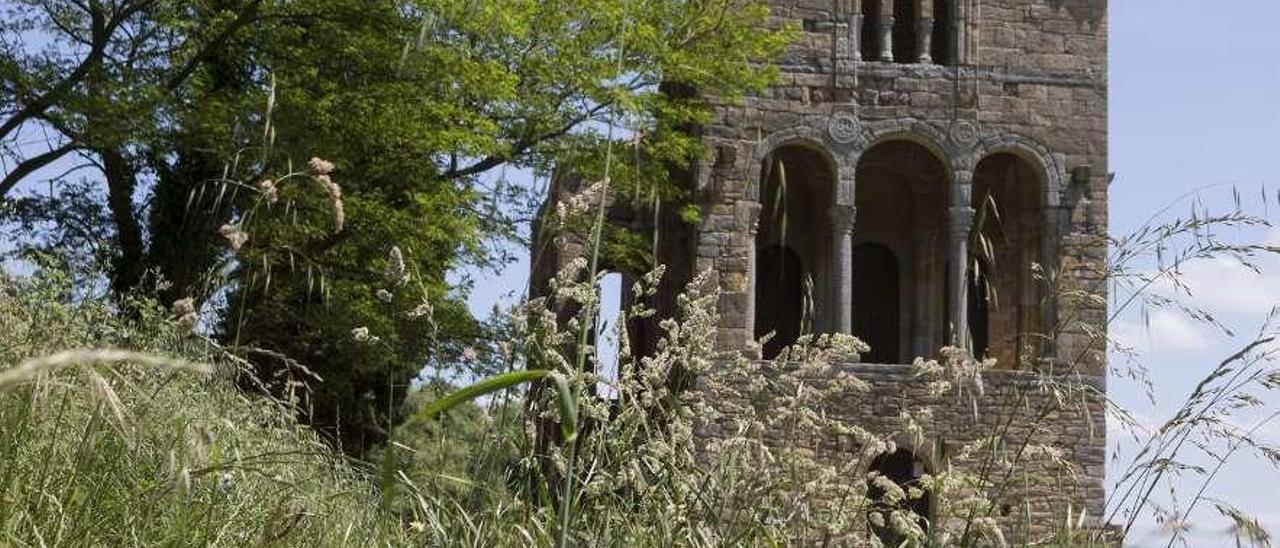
left=0, top=142, right=80, bottom=197
left=0, top=4, right=110, bottom=140
left=163, top=0, right=264, bottom=92
left=440, top=101, right=616, bottom=181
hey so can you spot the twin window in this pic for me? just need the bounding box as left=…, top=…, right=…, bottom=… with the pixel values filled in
left=858, top=0, right=955, bottom=65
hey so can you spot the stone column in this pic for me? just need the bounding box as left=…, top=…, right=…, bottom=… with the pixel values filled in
left=850, top=0, right=863, bottom=61
left=828, top=205, right=857, bottom=336
left=879, top=0, right=896, bottom=62
left=743, top=201, right=764, bottom=358
left=918, top=18, right=934, bottom=64
left=911, top=224, right=934, bottom=357
left=851, top=13, right=864, bottom=61
left=918, top=0, right=934, bottom=64
left=948, top=203, right=975, bottom=348
left=946, top=168, right=975, bottom=347
left=1041, top=205, right=1062, bottom=359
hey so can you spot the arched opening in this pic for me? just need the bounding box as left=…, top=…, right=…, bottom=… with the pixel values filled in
left=971, top=153, right=1046, bottom=369
left=755, top=144, right=837, bottom=360
left=756, top=245, right=805, bottom=360
left=892, top=0, right=918, bottom=64
left=854, top=140, right=949, bottom=362
left=968, top=266, right=989, bottom=357
left=931, top=0, right=954, bottom=65
left=860, top=0, right=882, bottom=62
left=852, top=243, right=900, bottom=364
left=867, top=448, right=931, bottom=544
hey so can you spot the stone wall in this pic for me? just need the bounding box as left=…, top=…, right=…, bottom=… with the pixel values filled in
left=691, top=0, right=1108, bottom=376
left=532, top=0, right=1111, bottom=540
left=686, top=0, right=1111, bottom=539
left=698, top=362, right=1108, bottom=543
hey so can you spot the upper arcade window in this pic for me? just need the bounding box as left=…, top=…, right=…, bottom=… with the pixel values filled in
left=858, top=0, right=956, bottom=66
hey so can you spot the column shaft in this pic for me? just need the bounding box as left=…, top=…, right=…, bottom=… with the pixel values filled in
left=879, top=0, right=896, bottom=62
left=948, top=205, right=975, bottom=347
left=829, top=206, right=857, bottom=336
left=918, top=18, right=934, bottom=63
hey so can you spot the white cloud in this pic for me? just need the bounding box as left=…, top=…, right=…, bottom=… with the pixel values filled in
left=1112, top=308, right=1213, bottom=356
left=1164, top=255, right=1280, bottom=318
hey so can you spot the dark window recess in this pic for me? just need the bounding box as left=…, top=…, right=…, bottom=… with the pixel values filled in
left=892, top=0, right=918, bottom=63
left=932, top=0, right=953, bottom=65
left=868, top=449, right=931, bottom=545
left=755, top=245, right=806, bottom=360
left=861, top=0, right=881, bottom=61
left=968, top=266, right=990, bottom=359
left=851, top=243, right=900, bottom=364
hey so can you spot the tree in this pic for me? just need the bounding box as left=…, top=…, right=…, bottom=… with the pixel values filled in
left=1, top=0, right=265, bottom=293
left=1, top=0, right=789, bottom=455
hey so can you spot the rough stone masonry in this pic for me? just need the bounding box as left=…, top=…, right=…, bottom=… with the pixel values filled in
left=533, top=0, right=1109, bottom=542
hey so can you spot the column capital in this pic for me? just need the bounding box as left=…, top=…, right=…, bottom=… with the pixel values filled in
left=828, top=205, right=857, bottom=234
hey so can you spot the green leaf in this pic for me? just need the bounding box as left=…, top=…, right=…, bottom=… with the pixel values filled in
left=412, top=369, right=578, bottom=443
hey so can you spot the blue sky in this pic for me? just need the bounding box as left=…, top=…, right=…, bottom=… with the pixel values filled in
left=1105, top=2, right=1280, bottom=545
left=461, top=2, right=1280, bottom=545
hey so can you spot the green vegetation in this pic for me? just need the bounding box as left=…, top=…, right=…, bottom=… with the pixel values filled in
left=1, top=0, right=789, bottom=456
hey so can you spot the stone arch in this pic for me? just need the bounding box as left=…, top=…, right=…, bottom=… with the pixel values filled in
left=852, top=137, right=951, bottom=360
left=969, top=150, right=1054, bottom=368
left=865, top=444, right=934, bottom=544
left=847, top=120, right=956, bottom=204
left=752, top=139, right=844, bottom=346
left=748, top=126, right=844, bottom=203
left=961, top=134, right=1065, bottom=208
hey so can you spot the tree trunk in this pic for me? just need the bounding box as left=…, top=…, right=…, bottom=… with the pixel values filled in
left=102, top=147, right=146, bottom=296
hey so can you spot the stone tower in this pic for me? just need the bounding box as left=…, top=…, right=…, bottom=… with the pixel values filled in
left=534, top=0, right=1108, bottom=541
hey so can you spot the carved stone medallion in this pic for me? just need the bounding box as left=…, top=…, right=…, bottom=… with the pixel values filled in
left=828, top=112, right=861, bottom=144
left=950, top=120, right=979, bottom=145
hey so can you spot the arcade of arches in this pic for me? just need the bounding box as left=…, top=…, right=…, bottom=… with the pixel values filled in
left=752, top=140, right=1051, bottom=368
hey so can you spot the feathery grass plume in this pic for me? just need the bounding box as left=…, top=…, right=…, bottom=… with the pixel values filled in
left=217, top=223, right=249, bottom=251
left=0, top=266, right=394, bottom=546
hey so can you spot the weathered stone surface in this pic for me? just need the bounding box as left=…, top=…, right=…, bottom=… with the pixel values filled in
left=533, top=0, right=1109, bottom=541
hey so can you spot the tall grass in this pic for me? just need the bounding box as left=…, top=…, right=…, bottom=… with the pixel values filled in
left=0, top=261, right=401, bottom=546
left=4, top=199, right=1280, bottom=546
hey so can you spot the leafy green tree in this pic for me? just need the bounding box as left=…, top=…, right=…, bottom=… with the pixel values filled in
left=2, top=0, right=789, bottom=455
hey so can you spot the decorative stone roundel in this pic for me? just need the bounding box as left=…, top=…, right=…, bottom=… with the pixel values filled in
left=950, top=120, right=979, bottom=146
left=828, top=112, right=861, bottom=144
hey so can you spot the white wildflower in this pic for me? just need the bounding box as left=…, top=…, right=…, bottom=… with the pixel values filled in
left=171, top=297, right=198, bottom=334
left=218, top=223, right=248, bottom=251
left=375, top=288, right=393, bottom=303
left=385, top=245, right=408, bottom=285
left=217, top=472, right=234, bottom=492
left=257, top=179, right=278, bottom=203
left=308, top=157, right=335, bottom=175
left=314, top=172, right=344, bottom=232
left=351, top=327, right=379, bottom=343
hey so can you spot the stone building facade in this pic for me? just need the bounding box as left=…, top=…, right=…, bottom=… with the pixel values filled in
left=534, top=0, right=1109, bottom=542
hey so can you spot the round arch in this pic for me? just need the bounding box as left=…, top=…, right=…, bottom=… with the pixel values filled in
left=961, top=134, right=1065, bottom=208
left=849, top=121, right=955, bottom=170
left=748, top=126, right=843, bottom=203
